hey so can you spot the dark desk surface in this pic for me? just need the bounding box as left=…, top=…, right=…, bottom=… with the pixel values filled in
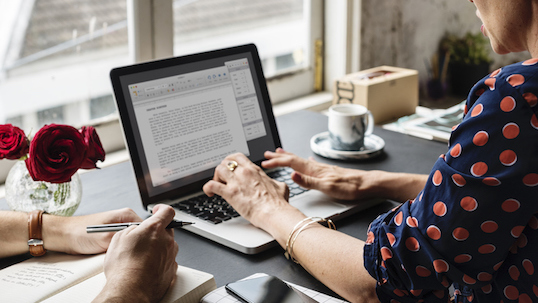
left=0, top=110, right=448, bottom=298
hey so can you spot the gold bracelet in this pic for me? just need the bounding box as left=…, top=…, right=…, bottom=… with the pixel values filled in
left=284, top=217, right=336, bottom=264
left=284, top=217, right=311, bottom=259
left=284, top=217, right=314, bottom=261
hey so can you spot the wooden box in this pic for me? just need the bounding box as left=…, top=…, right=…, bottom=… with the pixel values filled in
left=332, top=66, right=419, bottom=124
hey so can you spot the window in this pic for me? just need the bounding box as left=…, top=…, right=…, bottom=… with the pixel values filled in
left=0, top=0, right=130, bottom=134
left=173, top=0, right=307, bottom=77
left=90, top=95, right=117, bottom=120
left=172, top=0, right=323, bottom=103
left=0, top=0, right=321, bottom=142
left=37, top=106, right=64, bottom=126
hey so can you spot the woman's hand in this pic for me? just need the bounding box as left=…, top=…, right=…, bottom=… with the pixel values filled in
left=202, top=153, right=299, bottom=232
left=262, top=148, right=374, bottom=201
left=263, top=148, right=428, bottom=202
left=94, top=204, right=179, bottom=303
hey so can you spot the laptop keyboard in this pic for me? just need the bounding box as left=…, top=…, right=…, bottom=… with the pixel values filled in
left=266, top=167, right=309, bottom=197
left=173, top=195, right=239, bottom=224
left=172, top=167, right=308, bottom=224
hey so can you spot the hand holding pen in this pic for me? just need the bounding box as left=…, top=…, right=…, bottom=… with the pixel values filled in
left=95, top=204, right=180, bottom=302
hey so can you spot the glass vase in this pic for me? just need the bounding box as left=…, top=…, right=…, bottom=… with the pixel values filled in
left=5, top=161, right=82, bottom=216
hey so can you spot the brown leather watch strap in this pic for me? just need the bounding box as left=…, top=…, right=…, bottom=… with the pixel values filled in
left=28, top=210, right=46, bottom=256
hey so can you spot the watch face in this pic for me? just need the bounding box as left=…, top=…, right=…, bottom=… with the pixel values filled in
left=28, top=239, right=44, bottom=246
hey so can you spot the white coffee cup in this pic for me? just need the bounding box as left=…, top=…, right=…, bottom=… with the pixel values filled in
left=328, top=104, right=374, bottom=151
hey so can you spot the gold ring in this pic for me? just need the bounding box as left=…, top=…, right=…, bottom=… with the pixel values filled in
left=226, top=160, right=238, bottom=172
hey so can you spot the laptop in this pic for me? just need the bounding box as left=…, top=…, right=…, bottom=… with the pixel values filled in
left=110, top=44, right=379, bottom=254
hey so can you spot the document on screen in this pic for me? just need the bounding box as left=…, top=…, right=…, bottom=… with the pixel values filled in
left=132, top=67, right=249, bottom=187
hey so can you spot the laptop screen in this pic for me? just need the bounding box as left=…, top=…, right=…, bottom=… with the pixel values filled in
left=110, top=44, right=281, bottom=207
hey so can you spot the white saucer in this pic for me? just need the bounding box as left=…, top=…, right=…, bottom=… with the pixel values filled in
left=310, top=132, right=385, bottom=161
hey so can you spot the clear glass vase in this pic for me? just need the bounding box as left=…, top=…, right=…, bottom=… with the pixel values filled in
left=5, top=161, right=82, bottom=216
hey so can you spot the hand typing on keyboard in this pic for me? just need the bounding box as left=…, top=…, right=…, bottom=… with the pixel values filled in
left=176, top=167, right=307, bottom=225
left=262, top=148, right=381, bottom=201
left=202, top=152, right=300, bottom=233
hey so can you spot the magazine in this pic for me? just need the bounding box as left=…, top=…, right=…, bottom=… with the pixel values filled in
left=382, top=101, right=465, bottom=142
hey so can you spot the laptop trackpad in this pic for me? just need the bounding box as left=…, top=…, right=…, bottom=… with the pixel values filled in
left=290, top=191, right=351, bottom=218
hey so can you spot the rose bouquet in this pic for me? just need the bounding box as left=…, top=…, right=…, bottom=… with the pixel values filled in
left=0, top=124, right=105, bottom=182
left=0, top=124, right=105, bottom=215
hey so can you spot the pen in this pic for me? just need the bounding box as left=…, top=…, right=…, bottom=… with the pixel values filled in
left=86, top=220, right=194, bottom=233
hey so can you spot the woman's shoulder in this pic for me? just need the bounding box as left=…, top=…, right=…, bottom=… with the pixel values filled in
left=489, top=59, right=538, bottom=81
left=467, top=59, right=538, bottom=107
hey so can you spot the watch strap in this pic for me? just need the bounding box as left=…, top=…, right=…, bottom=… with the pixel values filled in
left=28, top=210, right=46, bottom=256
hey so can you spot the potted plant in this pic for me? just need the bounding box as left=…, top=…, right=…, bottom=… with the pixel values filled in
left=440, top=32, right=492, bottom=96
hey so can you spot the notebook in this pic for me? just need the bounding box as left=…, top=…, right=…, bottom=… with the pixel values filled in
left=0, top=252, right=216, bottom=303
left=110, top=44, right=380, bottom=254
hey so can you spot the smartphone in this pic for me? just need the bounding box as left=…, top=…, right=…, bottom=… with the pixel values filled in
left=225, top=275, right=313, bottom=303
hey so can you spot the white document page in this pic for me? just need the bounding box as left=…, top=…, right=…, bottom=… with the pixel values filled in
left=132, top=67, right=249, bottom=187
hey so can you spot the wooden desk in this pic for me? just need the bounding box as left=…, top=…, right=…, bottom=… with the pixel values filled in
left=0, top=110, right=448, bottom=298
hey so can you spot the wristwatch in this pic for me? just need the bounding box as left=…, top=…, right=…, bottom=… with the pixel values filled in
left=28, top=210, right=46, bottom=256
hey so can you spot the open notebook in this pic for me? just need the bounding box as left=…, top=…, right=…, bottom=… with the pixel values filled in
left=0, top=253, right=215, bottom=303
left=110, top=44, right=380, bottom=254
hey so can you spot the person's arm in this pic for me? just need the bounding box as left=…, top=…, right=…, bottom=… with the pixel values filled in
left=262, top=148, right=428, bottom=202
left=203, top=153, right=380, bottom=302
left=93, top=204, right=178, bottom=303
left=257, top=207, right=380, bottom=302
left=0, top=208, right=142, bottom=258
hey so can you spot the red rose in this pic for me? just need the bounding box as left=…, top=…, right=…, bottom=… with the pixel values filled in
left=0, top=124, right=29, bottom=160
left=79, top=126, right=105, bottom=169
left=25, top=124, right=87, bottom=183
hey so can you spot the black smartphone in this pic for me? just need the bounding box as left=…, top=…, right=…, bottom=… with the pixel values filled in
left=225, top=275, right=312, bottom=303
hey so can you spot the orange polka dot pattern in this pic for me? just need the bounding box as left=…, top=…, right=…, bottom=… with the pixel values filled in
left=364, top=60, right=538, bottom=303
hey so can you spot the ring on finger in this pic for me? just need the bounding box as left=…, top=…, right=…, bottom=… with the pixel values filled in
left=226, top=160, right=238, bottom=172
